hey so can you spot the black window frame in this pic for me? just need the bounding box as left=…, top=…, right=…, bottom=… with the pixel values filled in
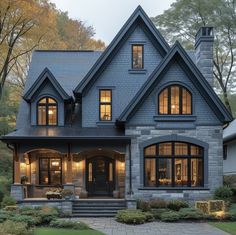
left=37, top=96, right=58, bottom=126
left=99, top=89, right=112, bottom=121
left=223, top=145, right=228, bottom=160
left=158, top=85, right=192, bottom=115
left=39, top=157, right=62, bottom=185
left=131, top=44, right=144, bottom=69
left=144, top=142, right=204, bottom=188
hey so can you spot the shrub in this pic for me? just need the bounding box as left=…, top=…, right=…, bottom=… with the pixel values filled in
left=116, top=209, right=153, bottom=224
left=9, top=215, right=41, bottom=227
left=149, top=199, right=167, bottom=209
left=228, top=204, right=236, bottom=221
left=151, top=208, right=170, bottom=220
left=0, top=209, right=15, bottom=223
left=214, top=186, right=233, bottom=201
left=0, top=220, right=33, bottom=235
left=37, top=206, right=59, bottom=223
left=167, top=200, right=189, bottom=211
left=178, top=207, right=206, bottom=220
left=1, top=195, right=16, bottom=208
left=137, top=200, right=151, bottom=212
left=160, top=211, right=180, bottom=222
left=50, top=219, right=90, bottom=229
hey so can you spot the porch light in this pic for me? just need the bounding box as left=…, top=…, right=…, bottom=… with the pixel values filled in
left=20, top=162, right=26, bottom=170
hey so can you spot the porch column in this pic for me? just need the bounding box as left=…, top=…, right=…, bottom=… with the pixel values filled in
left=66, top=144, right=73, bottom=184
left=14, top=144, right=21, bottom=184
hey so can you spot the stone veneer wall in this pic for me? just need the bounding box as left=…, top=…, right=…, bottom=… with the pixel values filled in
left=125, top=126, right=223, bottom=202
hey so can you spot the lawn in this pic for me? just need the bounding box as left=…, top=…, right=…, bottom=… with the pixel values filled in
left=34, top=228, right=105, bottom=235
left=209, top=222, right=236, bottom=235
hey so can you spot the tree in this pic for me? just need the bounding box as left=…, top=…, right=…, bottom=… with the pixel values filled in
left=152, top=0, right=236, bottom=114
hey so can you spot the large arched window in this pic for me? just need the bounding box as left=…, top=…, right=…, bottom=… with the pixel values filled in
left=144, top=142, right=203, bottom=187
left=37, top=97, right=58, bottom=126
left=158, top=85, right=192, bottom=115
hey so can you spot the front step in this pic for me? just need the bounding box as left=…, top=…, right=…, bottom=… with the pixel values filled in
left=72, top=199, right=126, bottom=217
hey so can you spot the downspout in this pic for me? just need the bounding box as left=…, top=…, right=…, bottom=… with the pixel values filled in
left=129, top=142, right=133, bottom=196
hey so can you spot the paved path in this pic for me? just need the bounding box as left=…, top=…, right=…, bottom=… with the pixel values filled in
left=76, top=218, right=229, bottom=235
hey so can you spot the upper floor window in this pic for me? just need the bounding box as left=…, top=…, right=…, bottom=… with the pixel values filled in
left=132, top=44, right=144, bottom=69
left=99, top=90, right=112, bottom=121
left=37, top=97, right=58, bottom=126
left=158, top=85, right=192, bottom=115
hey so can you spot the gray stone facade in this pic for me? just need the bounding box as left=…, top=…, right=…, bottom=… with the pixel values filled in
left=125, top=125, right=223, bottom=202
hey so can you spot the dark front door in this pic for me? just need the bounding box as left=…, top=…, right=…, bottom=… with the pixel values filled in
left=86, top=156, right=115, bottom=196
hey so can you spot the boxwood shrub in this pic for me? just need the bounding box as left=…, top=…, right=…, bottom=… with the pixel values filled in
left=160, top=211, right=180, bottom=222
left=178, top=207, right=206, bottom=220
left=0, top=220, right=33, bottom=235
left=167, top=200, right=189, bottom=211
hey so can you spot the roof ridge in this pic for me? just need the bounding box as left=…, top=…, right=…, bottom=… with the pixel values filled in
left=34, top=50, right=103, bottom=53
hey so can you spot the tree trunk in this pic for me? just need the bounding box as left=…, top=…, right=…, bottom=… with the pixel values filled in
left=223, top=90, right=232, bottom=114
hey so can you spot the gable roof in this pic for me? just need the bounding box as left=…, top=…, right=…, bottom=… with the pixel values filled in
left=23, top=67, right=71, bottom=101
left=118, top=41, right=233, bottom=124
left=223, top=119, right=236, bottom=143
left=73, top=5, right=170, bottom=96
left=23, top=50, right=102, bottom=97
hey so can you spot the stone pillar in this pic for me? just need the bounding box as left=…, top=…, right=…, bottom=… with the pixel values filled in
left=14, top=144, right=21, bottom=184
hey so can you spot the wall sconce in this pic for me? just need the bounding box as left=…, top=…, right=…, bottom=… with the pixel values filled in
left=20, top=162, right=26, bottom=170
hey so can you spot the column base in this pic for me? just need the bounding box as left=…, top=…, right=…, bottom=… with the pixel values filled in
left=11, top=184, right=24, bottom=201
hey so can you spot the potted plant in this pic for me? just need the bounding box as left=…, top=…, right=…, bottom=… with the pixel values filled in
left=21, top=176, right=28, bottom=184
left=61, top=189, right=73, bottom=200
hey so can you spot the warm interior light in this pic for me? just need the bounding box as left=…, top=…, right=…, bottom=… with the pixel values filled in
left=20, top=163, right=26, bottom=169
left=51, top=161, right=59, bottom=166
left=171, top=105, right=176, bottom=109
left=48, top=110, right=54, bottom=115
left=121, top=162, right=125, bottom=168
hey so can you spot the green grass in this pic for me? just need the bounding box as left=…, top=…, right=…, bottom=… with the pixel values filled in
left=34, top=227, right=105, bottom=235
left=209, top=222, right=236, bottom=235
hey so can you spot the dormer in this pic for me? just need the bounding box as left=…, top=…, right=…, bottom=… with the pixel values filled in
left=23, top=68, right=72, bottom=126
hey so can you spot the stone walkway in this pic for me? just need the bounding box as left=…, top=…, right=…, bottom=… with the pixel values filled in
left=76, top=218, right=229, bottom=235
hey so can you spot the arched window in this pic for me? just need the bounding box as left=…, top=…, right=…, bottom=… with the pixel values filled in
left=37, top=97, right=57, bottom=126
left=158, top=85, right=192, bottom=115
left=144, top=142, right=203, bottom=187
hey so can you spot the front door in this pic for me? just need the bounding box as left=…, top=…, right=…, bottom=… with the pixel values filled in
left=86, top=156, right=115, bottom=196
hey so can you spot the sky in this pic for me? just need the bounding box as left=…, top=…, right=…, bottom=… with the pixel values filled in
left=50, top=0, right=175, bottom=45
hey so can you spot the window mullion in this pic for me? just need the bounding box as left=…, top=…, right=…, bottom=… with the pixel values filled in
left=179, top=86, right=182, bottom=114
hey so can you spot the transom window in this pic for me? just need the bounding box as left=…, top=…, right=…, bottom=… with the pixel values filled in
left=158, top=85, right=192, bottom=115
left=99, top=90, right=112, bottom=121
left=37, top=97, right=57, bottom=125
left=132, top=44, right=144, bottom=69
left=39, top=158, right=62, bottom=185
left=144, top=142, right=203, bottom=187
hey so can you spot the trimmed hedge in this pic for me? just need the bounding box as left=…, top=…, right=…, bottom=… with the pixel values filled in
left=214, top=186, right=233, bottom=201
left=0, top=220, right=33, bottom=235
left=178, top=208, right=207, bottom=220
left=50, top=219, right=90, bottom=229
left=167, top=200, right=189, bottom=211
left=160, top=211, right=180, bottom=222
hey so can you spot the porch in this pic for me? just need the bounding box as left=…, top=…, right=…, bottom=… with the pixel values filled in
left=11, top=143, right=128, bottom=200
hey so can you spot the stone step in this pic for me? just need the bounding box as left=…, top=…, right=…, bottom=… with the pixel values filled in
left=73, top=206, right=126, bottom=210
left=72, top=213, right=116, bottom=217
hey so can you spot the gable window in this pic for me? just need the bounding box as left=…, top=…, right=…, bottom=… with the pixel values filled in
left=144, top=142, right=203, bottom=187
left=39, top=158, right=62, bottom=185
left=37, top=97, right=58, bottom=126
left=159, top=85, right=192, bottom=115
left=99, top=90, right=112, bottom=121
left=132, top=44, right=144, bottom=69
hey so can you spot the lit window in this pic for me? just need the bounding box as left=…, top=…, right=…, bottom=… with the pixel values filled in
left=39, top=158, right=61, bottom=185
left=99, top=90, right=112, bottom=121
left=37, top=97, right=57, bottom=125
left=144, top=142, right=203, bottom=187
left=158, top=85, right=192, bottom=115
left=132, top=44, right=143, bottom=69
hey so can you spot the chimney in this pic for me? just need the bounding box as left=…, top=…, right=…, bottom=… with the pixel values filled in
left=195, top=27, right=214, bottom=86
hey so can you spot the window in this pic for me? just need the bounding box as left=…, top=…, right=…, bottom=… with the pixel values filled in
left=132, top=44, right=143, bottom=69
left=159, top=85, right=192, bottom=115
left=99, top=90, right=112, bottom=121
left=223, top=145, right=227, bottom=160
left=39, top=158, right=62, bottom=185
left=144, top=142, right=203, bottom=187
left=37, top=97, right=57, bottom=125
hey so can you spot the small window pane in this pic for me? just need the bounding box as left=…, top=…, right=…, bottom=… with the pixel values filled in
left=39, top=98, right=47, bottom=104
left=100, top=90, right=111, bottom=103
left=145, top=158, right=156, bottom=186
left=159, top=143, right=172, bottom=156
left=175, top=143, right=188, bottom=155
left=158, top=158, right=172, bottom=186
left=145, top=145, right=156, bottom=156
left=191, top=158, right=203, bottom=186
left=191, top=145, right=202, bottom=156
left=100, top=104, right=111, bottom=120
left=175, top=158, right=188, bottom=187
left=171, top=86, right=180, bottom=114
left=40, top=171, right=49, bottom=185
left=38, top=106, right=46, bottom=125
left=132, top=45, right=143, bottom=69
left=40, top=159, right=48, bottom=170
left=50, top=171, right=61, bottom=185
left=182, top=88, right=191, bottom=114
left=159, top=88, right=168, bottom=114
left=48, top=106, right=57, bottom=125
left=48, top=98, right=56, bottom=104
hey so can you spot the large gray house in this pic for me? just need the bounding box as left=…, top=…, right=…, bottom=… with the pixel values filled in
left=1, top=6, right=232, bottom=210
